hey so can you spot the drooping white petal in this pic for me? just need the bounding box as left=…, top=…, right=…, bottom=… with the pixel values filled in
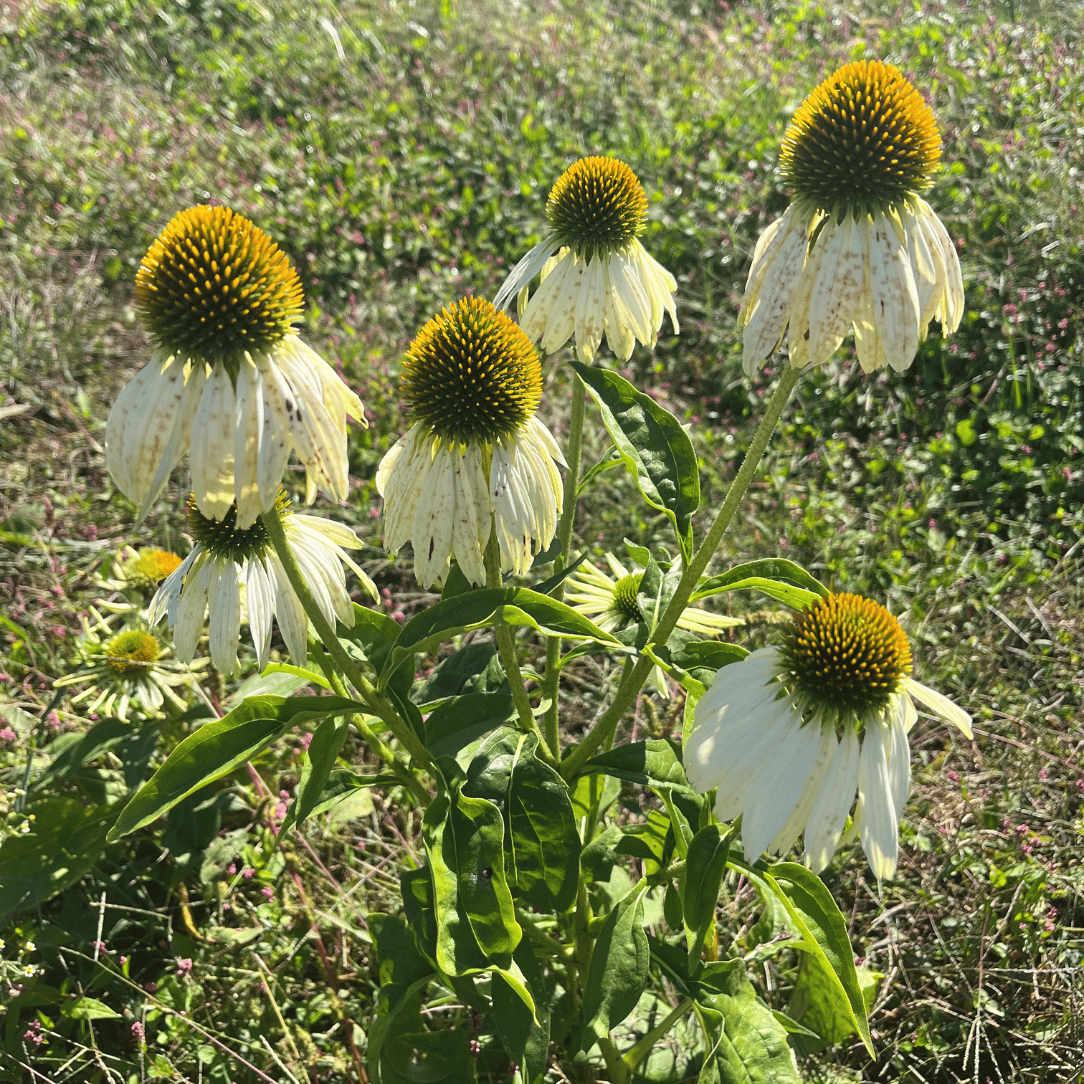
left=190, top=366, right=239, bottom=522
left=806, top=215, right=864, bottom=367
left=411, top=443, right=458, bottom=588
left=573, top=255, right=608, bottom=363
left=856, top=718, right=899, bottom=881
left=492, top=235, right=562, bottom=312
left=232, top=358, right=267, bottom=529
left=172, top=554, right=215, bottom=663
left=740, top=714, right=823, bottom=861
left=740, top=204, right=815, bottom=375
left=207, top=559, right=242, bottom=674
left=804, top=724, right=861, bottom=873
left=867, top=211, right=921, bottom=373
left=902, top=677, right=973, bottom=738
left=245, top=555, right=277, bottom=671
left=268, top=554, right=309, bottom=663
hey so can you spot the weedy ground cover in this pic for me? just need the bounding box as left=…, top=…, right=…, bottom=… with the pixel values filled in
left=0, top=0, right=1081, bottom=1081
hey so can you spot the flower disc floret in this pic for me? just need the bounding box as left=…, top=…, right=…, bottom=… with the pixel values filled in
left=546, top=156, right=648, bottom=260
left=401, top=298, right=542, bottom=445
left=613, top=573, right=644, bottom=622
left=105, top=630, right=160, bottom=677
left=780, top=60, right=941, bottom=217
left=780, top=593, right=912, bottom=721
left=135, top=205, right=305, bottom=371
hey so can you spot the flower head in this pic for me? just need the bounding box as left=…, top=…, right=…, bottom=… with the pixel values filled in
left=739, top=61, right=963, bottom=376
left=377, top=298, right=565, bottom=588
left=53, top=619, right=202, bottom=721
left=684, top=591, right=972, bottom=880
left=149, top=491, right=373, bottom=674
left=566, top=552, right=740, bottom=637
left=100, top=547, right=184, bottom=597
left=493, top=157, right=678, bottom=362
left=566, top=552, right=742, bottom=697
left=107, top=206, right=365, bottom=526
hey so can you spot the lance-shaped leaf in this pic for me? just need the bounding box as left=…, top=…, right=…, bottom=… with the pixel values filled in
left=108, top=695, right=362, bottom=839
left=571, top=360, right=700, bottom=559
left=581, top=879, right=651, bottom=1049
left=279, top=713, right=351, bottom=835
left=694, top=964, right=801, bottom=1084
left=769, top=863, right=875, bottom=1055
left=422, top=771, right=522, bottom=976
left=491, top=942, right=551, bottom=1084
left=683, top=825, right=730, bottom=967
left=692, top=559, right=829, bottom=610
left=382, top=588, right=618, bottom=687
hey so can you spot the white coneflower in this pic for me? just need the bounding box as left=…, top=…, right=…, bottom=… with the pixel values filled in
left=739, top=61, right=964, bottom=376
left=52, top=618, right=203, bottom=721
left=377, top=298, right=565, bottom=589
left=149, top=492, right=373, bottom=674
left=107, top=205, right=365, bottom=526
left=566, top=552, right=740, bottom=636
left=566, top=552, right=742, bottom=697
left=493, top=156, right=678, bottom=362
left=684, top=592, right=972, bottom=880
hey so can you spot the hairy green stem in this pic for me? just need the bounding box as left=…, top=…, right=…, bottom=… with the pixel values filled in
left=484, top=532, right=556, bottom=764
left=561, top=365, right=801, bottom=781
left=542, top=370, right=587, bottom=755
left=260, top=509, right=434, bottom=776
left=309, top=642, right=429, bottom=805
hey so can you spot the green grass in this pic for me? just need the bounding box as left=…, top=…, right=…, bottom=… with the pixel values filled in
left=1, top=0, right=1081, bottom=1079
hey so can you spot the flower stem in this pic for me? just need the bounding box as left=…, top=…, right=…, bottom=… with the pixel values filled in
left=309, top=641, right=430, bottom=806
left=484, top=532, right=557, bottom=765
left=542, top=369, right=587, bottom=756
left=561, top=365, right=801, bottom=781
left=260, top=508, right=434, bottom=776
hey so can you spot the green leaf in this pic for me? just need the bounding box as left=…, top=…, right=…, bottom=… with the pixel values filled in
left=426, top=692, right=518, bottom=758
left=108, top=695, right=362, bottom=839
left=280, top=713, right=351, bottom=835
left=684, top=826, right=730, bottom=965
left=571, top=360, right=700, bottom=558
left=584, top=738, right=692, bottom=791
left=768, top=863, right=874, bottom=1055
left=384, top=588, right=617, bottom=687
left=692, top=559, right=829, bottom=610
left=423, top=775, right=522, bottom=974
left=0, top=798, right=115, bottom=919
left=36, top=717, right=133, bottom=784
left=371, top=912, right=435, bottom=1012
left=695, top=965, right=801, bottom=1084
left=581, top=880, right=650, bottom=1048
left=412, top=642, right=498, bottom=705
left=62, top=996, right=121, bottom=1021
left=492, top=942, right=551, bottom=1084
left=504, top=739, right=580, bottom=912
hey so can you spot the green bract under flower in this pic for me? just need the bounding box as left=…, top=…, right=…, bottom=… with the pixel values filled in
left=184, top=491, right=284, bottom=564
left=546, top=156, right=648, bottom=261
left=780, top=60, right=941, bottom=217
left=135, top=205, right=305, bottom=372
left=401, top=298, right=542, bottom=446
left=779, top=593, right=913, bottom=722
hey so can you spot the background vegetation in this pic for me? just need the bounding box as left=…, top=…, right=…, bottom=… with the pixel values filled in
left=0, top=0, right=1081, bottom=1080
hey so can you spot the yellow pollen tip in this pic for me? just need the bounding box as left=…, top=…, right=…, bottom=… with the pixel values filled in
left=780, top=60, right=942, bottom=215
left=135, top=205, right=305, bottom=369
left=546, top=156, right=648, bottom=259
left=781, top=592, right=912, bottom=720
left=402, top=297, right=542, bottom=445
